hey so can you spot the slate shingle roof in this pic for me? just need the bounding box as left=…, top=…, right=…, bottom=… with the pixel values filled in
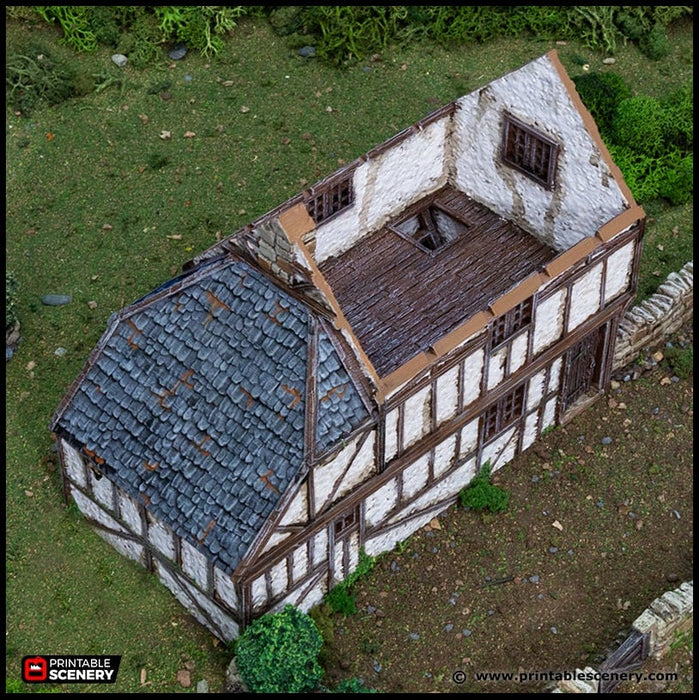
left=53, top=255, right=370, bottom=574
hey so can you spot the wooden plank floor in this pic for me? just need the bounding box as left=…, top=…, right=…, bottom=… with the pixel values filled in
left=319, top=187, right=556, bottom=377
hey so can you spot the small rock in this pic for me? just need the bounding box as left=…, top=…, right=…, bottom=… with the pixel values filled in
left=42, top=294, right=72, bottom=306
left=444, top=623, right=454, bottom=632
left=87, top=301, right=98, bottom=309
left=462, top=629, right=472, bottom=637
left=602, top=57, right=616, bottom=64
left=549, top=546, right=558, bottom=554
left=372, top=660, right=382, bottom=673
left=529, top=575, right=540, bottom=584
left=6, top=347, right=14, bottom=361
left=601, top=436, right=613, bottom=445
left=177, top=669, right=191, bottom=688
left=298, top=46, right=316, bottom=57
left=672, top=510, right=681, bottom=519
left=54, top=347, right=67, bottom=357
left=666, top=572, right=679, bottom=583
left=531, top=475, right=539, bottom=483
left=367, top=605, right=376, bottom=614
left=409, top=632, right=420, bottom=640
left=111, top=54, right=128, bottom=68
left=652, top=350, right=664, bottom=362
left=168, top=44, right=187, bottom=60
left=225, top=658, right=247, bottom=693
left=550, top=626, right=558, bottom=634
left=196, top=679, right=209, bottom=693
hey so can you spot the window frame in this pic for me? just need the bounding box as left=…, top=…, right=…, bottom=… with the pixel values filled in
left=483, top=384, right=525, bottom=442
left=489, top=297, right=533, bottom=350
left=502, top=113, right=559, bottom=190
left=305, top=173, right=354, bottom=225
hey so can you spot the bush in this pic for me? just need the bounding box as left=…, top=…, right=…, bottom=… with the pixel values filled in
left=638, top=22, right=671, bottom=60
left=606, top=144, right=665, bottom=204
left=612, top=96, right=668, bottom=157
left=6, top=271, right=19, bottom=330
left=662, top=82, right=693, bottom=153
left=459, top=461, right=509, bottom=513
left=235, top=604, right=324, bottom=693
left=573, top=71, right=631, bottom=139
left=325, top=549, right=376, bottom=615
left=663, top=346, right=693, bottom=380
left=334, top=677, right=379, bottom=693
left=658, top=152, right=693, bottom=205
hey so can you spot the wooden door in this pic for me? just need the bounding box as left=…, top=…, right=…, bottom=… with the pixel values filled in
left=562, top=327, right=604, bottom=412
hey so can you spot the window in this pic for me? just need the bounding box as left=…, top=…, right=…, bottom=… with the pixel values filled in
left=333, top=507, right=358, bottom=538
left=391, top=201, right=468, bottom=253
left=490, top=297, right=533, bottom=349
left=502, top=113, right=559, bottom=190
left=483, top=384, right=525, bottom=441
left=306, top=174, right=354, bottom=224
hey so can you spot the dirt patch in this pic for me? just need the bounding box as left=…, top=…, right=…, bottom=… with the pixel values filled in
left=320, top=326, right=693, bottom=694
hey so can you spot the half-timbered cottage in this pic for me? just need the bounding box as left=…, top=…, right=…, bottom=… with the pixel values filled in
left=50, top=50, right=645, bottom=640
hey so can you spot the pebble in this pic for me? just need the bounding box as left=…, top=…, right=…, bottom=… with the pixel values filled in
left=372, top=661, right=382, bottom=673
left=531, top=475, right=539, bottom=483
left=6, top=347, right=14, bottom=361
left=367, top=605, right=376, bottom=614
left=445, top=623, right=454, bottom=632
left=168, top=44, right=187, bottom=60
left=549, top=546, right=558, bottom=554
left=196, top=679, right=209, bottom=693
left=390, top=560, right=400, bottom=572
left=652, top=407, right=660, bottom=414
left=111, top=54, right=127, bottom=68
left=672, top=510, right=681, bottom=519
left=550, top=627, right=558, bottom=634
left=462, top=629, right=472, bottom=637
left=602, top=57, right=616, bottom=64
left=601, top=436, right=613, bottom=445
left=409, top=632, right=420, bottom=641
left=42, top=294, right=72, bottom=306
left=666, top=572, right=679, bottom=583
left=529, top=575, right=540, bottom=584
left=54, top=347, right=67, bottom=357
left=298, top=46, right=316, bottom=57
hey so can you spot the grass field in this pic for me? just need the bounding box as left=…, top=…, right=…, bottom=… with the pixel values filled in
left=5, top=15, right=693, bottom=693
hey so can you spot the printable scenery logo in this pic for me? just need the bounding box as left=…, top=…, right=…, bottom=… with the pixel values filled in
left=22, top=655, right=121, bottom=684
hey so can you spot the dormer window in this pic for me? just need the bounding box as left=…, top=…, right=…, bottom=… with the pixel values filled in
left=502, top=113, right=559, bottom=190
left=490, top=297, right=533, bottom=349
left=306, top=173, right=354, bottom=224
left=391, top=200, right=469, bottom=254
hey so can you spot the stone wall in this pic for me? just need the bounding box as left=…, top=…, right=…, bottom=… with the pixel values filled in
left=551, top=580, right=693, bottom=693
left=613, top=261, right=693, bottom=371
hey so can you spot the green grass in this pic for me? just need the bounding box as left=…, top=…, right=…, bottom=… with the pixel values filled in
left=5, top=16, right=693, bottom=693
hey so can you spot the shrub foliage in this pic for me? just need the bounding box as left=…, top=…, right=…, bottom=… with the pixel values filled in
left=459, top=461, right=510, bottom=514
left=235, top=604, right=324, bottom=693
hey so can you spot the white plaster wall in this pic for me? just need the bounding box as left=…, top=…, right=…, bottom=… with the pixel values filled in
left=118, top=491, right=142, bottom=533
left=365, top=478, right=399, bottom=528
left=433, top=433, right=457, bottom=478
left=271, top=575, right=327, bottom=616
left=270, top=558, right=288, bottom=599
left=436, top=364, right=460, bottom=425
left=214, top=567, right=239, bottom=611
left=148, top=517, right=176, bottom=561
left=459, top=418, right=480, bottom=459
left=251, top=574, right=266, bottom=609
left=462, top=348, right=485, bottom=407
left=604, top=241, right=634, bottom=303
left=364, top=506, right=440, bottom=558
left=314, top=119, right=449, bottom=262
left=260, top=530, right=290, bottom=555
left=542, top=396, right=558, bottom=431
left=333, top=531, right=359, bottom=581
left=385, top=407, right=399, bottom=461
left=482, top=425, right=518, bottom=472
left=155, top=560, right=239, bottom=641
left=89, top=469, right=113, bottom=510
left=312, top=528, right=328, bottom=567
left=70, top=487, right=144, bottom=564
left=333, top=433, right=376, bottom=502
left=279, top=483, right=308, bottom=527
left=510, top=330, right=529, bottom=374
left=291, top=541, right=309, bottom=583
left=487, top=345, right=507, bottom=390
left=451, top=54, right=628, bottom=251
left=567, top=263, right=603, bottom=332
left=527, top=369, right=546, bottom=411
left=533, top=288, right=567, bottom=355
left=548, top=357, right=562, bottom=393
left=313, top=438, right=355, bottom=510
left=181, top=538, right=209, bottom=590
left=402, top=453, right=430, bottom=500
left=522, top=411, right=539, bottom=451
left=61, top=440, right=86, bottom=488
left=403, top=385, right=431, bottom=448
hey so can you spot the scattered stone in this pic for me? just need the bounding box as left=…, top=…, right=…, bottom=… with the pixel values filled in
left=54, top=347, right=67, bottom=357
left=168, top=44, right=187, bottom=60
left=552, top=520, right=563, bottom=531
left=537, top=593, right=544, bottom=601
left=6, top=347, right=14, bottom=362
left=602, top=57, right=616, bottom=64
left=409, top=632, right=420, bottom=640
left=549, top=546, right=558, bottom=554
left=652, top=407, right=660, bottom=415
left=42, top=294, right=72, bottom=306
left=177, top=669, right=191, bottom=688
left=601, top=436, right=613, bottom=445
left=367, top=605, right=376, bottom=614
left=666, top=572, right=679, bottom=583
left=672, top=510, right=681, bottom=519
left=462, top=629, right=472, bottom=637
left=610, top=380, right=620, bottom=390
left=224, top=658, right=247, bottom=693
left=531, top=474, right=539, bottom=483
left=444, top=623, right=454, bottom=632
left=550, top=626, right=558, bottom=634
left=652, top=350, right=664, bottom=362
left=529, top=575, right=540, bottom=584
left=372, top=660, right=382, bottom=673
left=111, top=54, right=128, bottom=68
left=298, top=46, right=316, bottom=58
left=390, top=560, right=400, bottom=572
left=429, top=517, right=441, bottom=530
left=196, top=679, right=209, bottom=693
left=87, top=300, right=98, bottom=309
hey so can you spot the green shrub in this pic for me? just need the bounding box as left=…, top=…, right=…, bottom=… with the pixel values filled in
left=459, top=461, right=509, bottom=514
left=638, top=22, right=671, bottom=60
left=326, top=549, right=376, bottom=615
left=6, top=271, right=19, bottom=330
left=663, top=346, right=693, bottom=380
left=573, top=71, right=631, bottom=139
left=662, top=82, right=693, bottom=153
left=658, top=152, right=693, bottom=205
left=607, top=144, right=665, bottom=204
left=612, top=96, right=668, bottom=157
left=235, top=604, right=324, bottom=693
left=334, top=677, right=379, bottom=693
left=34, top=6, right=98, bottom=52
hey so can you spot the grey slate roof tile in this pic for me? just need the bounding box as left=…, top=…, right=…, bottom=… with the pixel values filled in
left=54, top=255, right=372, bottom=575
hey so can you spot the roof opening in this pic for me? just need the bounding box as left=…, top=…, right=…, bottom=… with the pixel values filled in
left=391, top=202, right=468, bottom=253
